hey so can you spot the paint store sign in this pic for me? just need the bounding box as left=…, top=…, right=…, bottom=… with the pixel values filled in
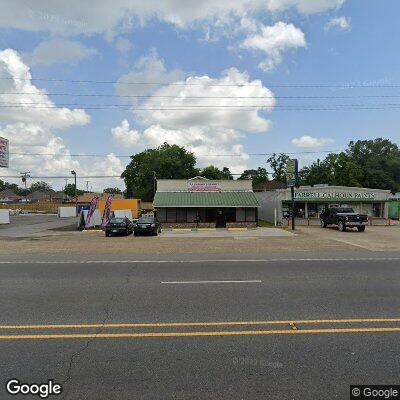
left=294, top=192, right=376, bottom=200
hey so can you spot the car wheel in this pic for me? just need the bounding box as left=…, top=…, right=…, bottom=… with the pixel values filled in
left=105, top=231, right=110, bottom=237
left=338, top=221, right=346, bottom=232
left=357, top=226, right=366, bottom=232
left=320, top=220, right=327, bottom=228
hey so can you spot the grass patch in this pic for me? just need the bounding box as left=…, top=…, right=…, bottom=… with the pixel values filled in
left=257, top=220, right=275, bottom=228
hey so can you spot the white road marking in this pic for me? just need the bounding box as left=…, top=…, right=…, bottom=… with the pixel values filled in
left=161, top=280, right=262, bottom=284
left=0, top=258, right=399, bottom=265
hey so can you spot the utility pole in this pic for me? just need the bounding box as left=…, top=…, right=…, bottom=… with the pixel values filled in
left=71, top=170, right=77, bottom=216
left=19, top=171, right=30, bottom=204
left=153, top=171, right=156, bottom=198
left=286, top=159, right=298, bottom=231
left=85, top=180, right=90, bottom=192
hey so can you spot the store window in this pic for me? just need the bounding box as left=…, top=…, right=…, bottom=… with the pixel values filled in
left=372, top=202, right=383, bottom=217
left=245, top=208, right=256, bottom=222
left=166, top=208, right=177, bottom=222
left=176, top=208, right=186, bottom=223
left=236, top=208, right=246, bottom=222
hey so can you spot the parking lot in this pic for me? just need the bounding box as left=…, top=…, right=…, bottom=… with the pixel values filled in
left=299, top=224, right=400, bottom=252
left=0, top=214, right=399, bottom=257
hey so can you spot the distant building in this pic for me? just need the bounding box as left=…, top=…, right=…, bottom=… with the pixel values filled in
left=0, top=189, right=21, bottom=203
left=253, top=180, right=287, bottom=192
left=76, top=192, right=124, bottom=204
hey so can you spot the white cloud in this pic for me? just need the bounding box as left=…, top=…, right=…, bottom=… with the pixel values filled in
left=25, top=38, right=98, bottom=66
left=112, top=53, right=275, bottom=172
left=292, top=135, right=334, bottom=148
left=0, top=1, right=345, bottom=36
left=241, top=22, right=306, bottom=71
left=115, top=37, right=133, bottom=54
left=0, top=49, right=123, bottom=191
left=112, top=120, right=140, bottom=148
left=325, top=16, right=351, bottom=31
left=116, top=49, right=184, bottom=99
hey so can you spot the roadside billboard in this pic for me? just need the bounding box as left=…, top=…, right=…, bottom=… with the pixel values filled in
left=0, top=137, right=9, bottom=168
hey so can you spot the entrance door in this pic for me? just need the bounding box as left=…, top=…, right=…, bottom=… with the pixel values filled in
left=215, top=209, right=226, bottom=228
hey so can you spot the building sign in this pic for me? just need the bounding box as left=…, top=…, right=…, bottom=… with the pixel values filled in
left=0, top=137, right=9, bottom=168
left=286, top=159, right=298, bottom=187
left=188, top=181, right=221, bottom=192
left=294, top=191, right=376, bottom=200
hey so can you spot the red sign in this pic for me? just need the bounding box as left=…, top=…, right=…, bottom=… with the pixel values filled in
left=188, top=182, right=221, bottom=192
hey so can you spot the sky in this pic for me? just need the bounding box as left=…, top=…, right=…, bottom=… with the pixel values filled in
left=0, top=0, right=399, bottom=191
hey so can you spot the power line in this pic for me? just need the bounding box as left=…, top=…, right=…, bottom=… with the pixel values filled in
left=3, top=92, right=400, bottom=99
left=8, top=150, right=339, bottom=158
left=4, top=101, right=400, bottom=107
left=2, top=104, right=400, bottom=111
left=0, top=77, right=399, bottom=88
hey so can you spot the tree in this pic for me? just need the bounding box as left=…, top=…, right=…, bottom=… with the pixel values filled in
left=64, top=184, right=84, bottom=197
left=122, top=143, right=199, bottom=201
left=267, top=153, right=290, bottom=182
left=104, top=187, right=122, bottom=194
left=238, top=168, right=269, bottom=187
left=200, top=165, right=233, bottom=180
left=0, top=179, right=21, bottom=194
left=301, top=138, right=400, bottom=192
left=29, top=181, right=53, bottom=193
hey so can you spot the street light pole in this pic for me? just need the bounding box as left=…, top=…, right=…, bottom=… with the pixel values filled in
left=71, top=170, right=77, bottom=216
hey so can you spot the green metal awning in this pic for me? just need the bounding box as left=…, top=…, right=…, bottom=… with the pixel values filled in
left=154, top=191, right=260, bottom=208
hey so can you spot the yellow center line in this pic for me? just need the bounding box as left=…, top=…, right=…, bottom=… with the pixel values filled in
left=1, top=318, right=400, bottom=330
left=1, top=327, right=400, bottom=340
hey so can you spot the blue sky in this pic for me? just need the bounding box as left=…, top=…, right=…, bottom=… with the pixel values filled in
left=0, top=0, right=399, bottom=190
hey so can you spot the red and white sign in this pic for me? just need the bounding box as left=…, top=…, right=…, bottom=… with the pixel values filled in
left=0, top=137, right=9, bottom=168
left=188, top=181, right=221, bottom=192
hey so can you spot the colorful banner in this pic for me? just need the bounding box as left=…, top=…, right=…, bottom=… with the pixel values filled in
left=101, top=195, right=114, bottom=227
left=85, top=196, right=100, bottom=229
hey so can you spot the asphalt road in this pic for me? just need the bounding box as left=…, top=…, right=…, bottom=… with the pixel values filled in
left=1, top=253, right=400, bottom=399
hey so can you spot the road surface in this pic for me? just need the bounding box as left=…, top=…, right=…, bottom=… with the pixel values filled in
left=1, top=252, right=399, bottom=399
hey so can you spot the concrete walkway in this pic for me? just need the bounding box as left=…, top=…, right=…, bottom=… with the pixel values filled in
left=161, top=227, right=294, bottom=238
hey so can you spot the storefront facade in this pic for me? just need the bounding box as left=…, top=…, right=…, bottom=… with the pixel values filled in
left=256, top=185, right=391, bottom=224
left=154, top=177, right=259, bottom=228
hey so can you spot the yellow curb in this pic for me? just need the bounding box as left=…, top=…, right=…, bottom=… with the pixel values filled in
left=227, top=228, right=248, bottom=231
left=197, top=228, right=217, bottom=231
left=82, top=229, right=103, bottom=233
left=172, top=228, right=192, bottom=232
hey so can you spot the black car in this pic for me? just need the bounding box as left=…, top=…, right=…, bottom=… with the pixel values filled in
left=133, top=215, right=161, bottom=236
left=320, top=207, right=368, bottom=232
left=105, top=217, right=133, bottom=237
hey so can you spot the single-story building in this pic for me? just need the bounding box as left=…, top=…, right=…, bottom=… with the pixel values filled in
left=153, top=177, right=260, bottom=228
left=256, top=185, right=391, bottom=224
left=0, top=189, right=21, bottom=203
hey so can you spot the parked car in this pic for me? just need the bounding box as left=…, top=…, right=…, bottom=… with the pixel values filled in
left=105, top=217, right=133, bottom=237
left=133, top=215, right=161, bottom=236
left=320, top=207, right=368, bottom=232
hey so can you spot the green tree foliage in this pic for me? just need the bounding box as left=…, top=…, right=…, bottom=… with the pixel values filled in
left=122, top=143, right=199, bottom=201
left=267, top=153, right=290, bottom=182
left=0, top=179, right=20, bottom=193
left=103, top=187, right=122, bottom=194
left=301, top=138, right=400, bottom=192
left=64, top=184, right=84, bottom=197
left=238, top=167, right=269, bottom=187
left=29, top=181, right=53, bottom=193
left=200, top=165, right=233, bottom=180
